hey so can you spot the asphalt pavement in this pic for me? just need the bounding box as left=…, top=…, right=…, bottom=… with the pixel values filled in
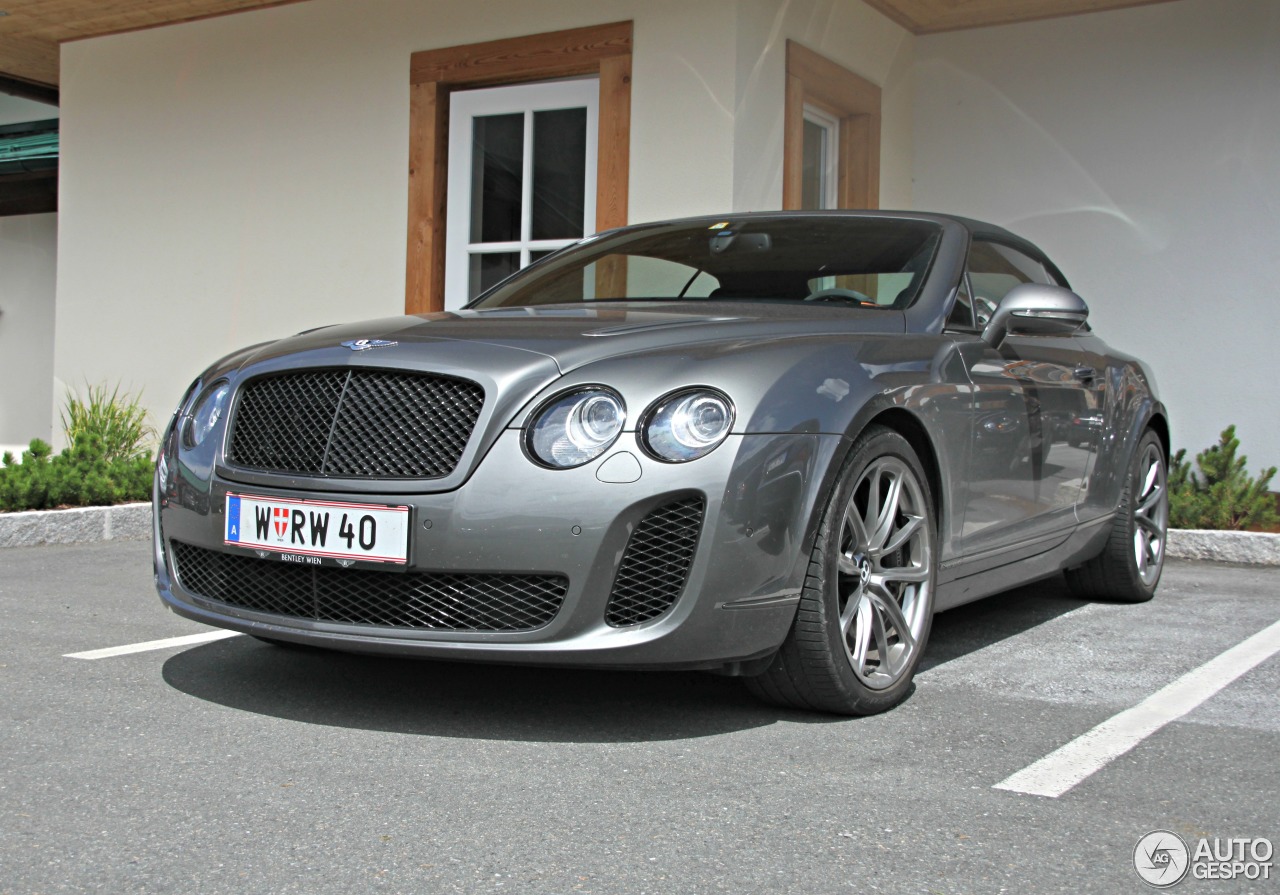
left=1, top=541, right=1277, bottom=894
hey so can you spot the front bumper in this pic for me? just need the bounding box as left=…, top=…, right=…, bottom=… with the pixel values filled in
left=155, top=429, right=842, bottom=670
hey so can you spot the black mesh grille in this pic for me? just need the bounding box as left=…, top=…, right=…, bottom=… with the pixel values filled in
left=605, top=496, right=705, bottom=627
left=170, top=541, right=566, bottom=632
left=227, top=369, right=484, bottom=478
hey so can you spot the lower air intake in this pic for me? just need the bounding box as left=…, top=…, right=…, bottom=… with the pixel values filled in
left=170, top=541, right=566, bottom=632
left=605, top=496, right=705, bottom=627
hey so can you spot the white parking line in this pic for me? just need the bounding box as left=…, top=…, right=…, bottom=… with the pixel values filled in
left=64, top=630, right=242, bottom=660
left=995, top=616, right=1280, bottom=798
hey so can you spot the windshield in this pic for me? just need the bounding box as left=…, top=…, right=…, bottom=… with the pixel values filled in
left=470, top=217, right=943, bottom=310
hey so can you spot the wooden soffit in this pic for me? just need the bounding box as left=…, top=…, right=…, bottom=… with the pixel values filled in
left=862, top=0, right=1182, bottom=34
left=0, top=0, right=1185, bottom=90
left=0, top=0, right=311, bottom=88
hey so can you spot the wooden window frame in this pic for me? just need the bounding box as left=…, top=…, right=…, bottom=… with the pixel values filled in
left=783, top=41, right=881, bottom=211
left=406, top=21, right=632, bottom=314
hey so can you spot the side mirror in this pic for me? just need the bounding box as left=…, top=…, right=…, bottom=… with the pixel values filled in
left=982, top=283, right=1089, bottom=347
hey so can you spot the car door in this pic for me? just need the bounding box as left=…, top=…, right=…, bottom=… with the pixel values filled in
left=950, top=240, right=1099, bottom=561
left=1070, top=330, right=1118, bottom=524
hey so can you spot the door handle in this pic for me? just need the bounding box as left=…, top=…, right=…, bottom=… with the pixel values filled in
left=1073, top=366, right=1096, bottom=382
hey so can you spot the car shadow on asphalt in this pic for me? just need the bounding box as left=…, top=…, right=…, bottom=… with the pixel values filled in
left=919, top=572, right=1087, bottom=673
left=162, top=639, right=786, bottom=742
left=160, top=573, right=1089, bottom=743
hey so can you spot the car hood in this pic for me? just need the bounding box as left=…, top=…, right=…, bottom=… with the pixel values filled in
left=197, top=303, right=914, bottom=496
left=237, top=302, right=906, bottom=375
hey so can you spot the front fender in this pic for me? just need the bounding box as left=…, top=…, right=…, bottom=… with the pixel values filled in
left=526, top=334, right=972, bottom=563
left=1080, top=344, right=1167, bottom=523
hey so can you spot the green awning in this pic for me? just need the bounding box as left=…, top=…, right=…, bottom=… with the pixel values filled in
left=0, top=118, right=58, bottom=178
left=0, top=129, right=58, bottom=162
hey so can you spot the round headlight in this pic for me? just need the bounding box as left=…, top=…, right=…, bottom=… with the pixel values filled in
left=184, top=381, right=231, bottom=448
left=643, top=389, right=735, bottom=462
left=528, top=388, right=626, bottom=468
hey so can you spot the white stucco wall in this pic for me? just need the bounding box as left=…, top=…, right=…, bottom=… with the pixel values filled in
left=54, top=0, right=911, bottom=433
left=54, top=0, right=737, bottom=431
left=0, top=213, right=57, bottom=451
left=912, top=0, right=1280, bottom=470
left=731, top=0, right=914, bottom=211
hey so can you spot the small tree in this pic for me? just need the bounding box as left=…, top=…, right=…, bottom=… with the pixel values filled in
left=1169, top=425, right=1278, bottom=531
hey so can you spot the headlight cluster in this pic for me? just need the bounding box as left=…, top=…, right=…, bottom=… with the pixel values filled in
left=527, top=386, right=734, bottom=468
left=183, top=381, right=231, bottom=448
left=642, top=390, right=735, bottom=462
left=528, top=388, right=626, bottom=468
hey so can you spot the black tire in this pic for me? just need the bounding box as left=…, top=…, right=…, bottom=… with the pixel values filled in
left=745, top=425, right=938, bottom=716
left=1065, top=429, right=1167, bottom=602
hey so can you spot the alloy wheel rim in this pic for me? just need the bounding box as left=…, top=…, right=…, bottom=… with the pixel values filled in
left=836, top=456, right=934, bottom=690
left=1133, top=442, right=1168, bottom=587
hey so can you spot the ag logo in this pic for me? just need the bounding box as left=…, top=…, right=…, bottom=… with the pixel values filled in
left=1134, top=831, right=1190, bottom=888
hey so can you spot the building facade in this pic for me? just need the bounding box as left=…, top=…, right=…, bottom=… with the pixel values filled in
left=1, top=0, right=1276, bottom=470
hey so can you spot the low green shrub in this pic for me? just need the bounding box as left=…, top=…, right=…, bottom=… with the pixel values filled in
left=1169, top=425, right=1278, bottom=531
left=0, top=434, right=153, bottom=512
left=0, top=383, right=156, bottom=512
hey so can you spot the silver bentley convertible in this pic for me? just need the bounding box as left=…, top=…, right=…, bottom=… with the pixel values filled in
left=153, top=212, right=1170, bottom=715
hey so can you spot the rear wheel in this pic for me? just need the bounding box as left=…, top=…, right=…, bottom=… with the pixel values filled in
left=746, top=425, right=937, bottom=715
left=1065, top=429, right=1167, bottom=602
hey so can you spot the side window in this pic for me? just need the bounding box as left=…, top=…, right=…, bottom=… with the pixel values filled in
left=946, top=277, right=976, bottom=331
left=966, top=241, right=1053, bottom=326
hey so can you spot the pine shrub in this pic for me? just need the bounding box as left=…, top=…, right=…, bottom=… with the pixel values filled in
left=1169, top=425, right=1278, bottom=531
left=0, top=383, right=156, bottom=512
left=0, top=434, right=153, bottom=512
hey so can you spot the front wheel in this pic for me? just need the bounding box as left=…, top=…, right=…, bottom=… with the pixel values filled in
left=1065, top=428, right=1167, bottom=602
left=746, top=425, right=937, bottom=715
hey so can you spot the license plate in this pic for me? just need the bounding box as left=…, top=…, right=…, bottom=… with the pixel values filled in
left=224, top=493, right=410, bottom=565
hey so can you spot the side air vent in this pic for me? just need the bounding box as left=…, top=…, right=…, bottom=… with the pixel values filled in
left=605, top=496, right=705, bottom=627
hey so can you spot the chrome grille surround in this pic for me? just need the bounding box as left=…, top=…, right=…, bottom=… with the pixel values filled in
left=226, top=369, right=485, bottom=479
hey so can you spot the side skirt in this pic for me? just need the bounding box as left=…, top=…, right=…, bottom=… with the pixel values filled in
left=934, top=514, right=1114, bottom=612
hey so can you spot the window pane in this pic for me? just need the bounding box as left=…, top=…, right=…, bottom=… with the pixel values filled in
left=947, top=278, right=976, bottom=330
left=470, top=113, right=524, bottom=244
left=618, top=256, right=710, bottom=298
left=468, top=252, right=521, bottom=300
left=967, top=241, right=1050, bottom=308
left=531, top=107, right=588, bottom=241
left=801, top=118, right=828, bottom=211
left=682, top=270, right=719, bottom=297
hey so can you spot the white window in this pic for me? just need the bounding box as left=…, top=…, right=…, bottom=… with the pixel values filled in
left=444, top=79, right=599, bottom=310
left=801, top=104, right=839, bottom=210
